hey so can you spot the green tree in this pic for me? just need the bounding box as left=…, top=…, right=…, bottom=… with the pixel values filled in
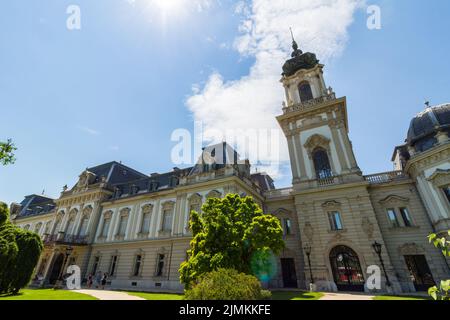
left=179, top=194, right=284, bottom=289
left=0, top=202, right=43, bottom=294
left=0, top=139, right=17, bottom=166
left=427, top=231, right=450, bottom=301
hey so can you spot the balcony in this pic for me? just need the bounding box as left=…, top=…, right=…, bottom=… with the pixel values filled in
left=283, top=92, right=336, bottom=114
left=43, top=233, right=89, bottom=246
left=364, top=170, right=408, bottom=185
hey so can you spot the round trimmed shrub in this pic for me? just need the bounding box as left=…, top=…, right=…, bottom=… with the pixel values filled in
left=184, top=268, right=271, bottom=300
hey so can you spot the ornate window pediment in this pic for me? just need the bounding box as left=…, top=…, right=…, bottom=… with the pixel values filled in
left=103, top=210, right=113, bottom=219
left=119, top=208, right=131, bottom=217
left=321, top=200, right=341, bottom=209
left=273, top=208, right=292, bottom=217
left=379, top=195, right=409, bottom=205
left=188, top=193, right=202, bottom=203
left=162, top=201, right=175, bottom=210
left=398, top=243, right=425, bottom=255
left=82, top=205, right=93, bottom=218
left=206, top=190, right=222, bottom=199
left=304, top=134, right=331, bottom=156
left=427, top=169, right=450, bottom=187
left=141, top=204, right=154, bottom=214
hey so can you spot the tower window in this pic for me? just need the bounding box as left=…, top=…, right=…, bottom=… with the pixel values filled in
left=298, top=81, right=314, bottom=102
left=312, top=148, right=332, bottom=179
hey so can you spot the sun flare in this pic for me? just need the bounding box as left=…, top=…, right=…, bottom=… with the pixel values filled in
left=152, top=0, right=186, bottom=14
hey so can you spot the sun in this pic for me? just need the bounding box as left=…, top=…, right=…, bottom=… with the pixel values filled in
left=152, top=0, right=186, bottom=15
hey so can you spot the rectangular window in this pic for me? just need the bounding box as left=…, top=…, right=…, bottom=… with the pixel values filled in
left=118, top=215, right=128, bottom=236
left=328, top=211, right=343, bottom=231
left=162, top=209, right=173, bottom=231
left=110, top=255, right=118, bottom=277
left=156, top=254, right=165, bottom=277
left=386, top=209, right=400, bottom=228
left=133, top=255, right=142, bottom=277
left=92, top=256, right=99, bottom=275
left=283, top=218, right=292, bottom=235
left=102, top=218, right=110, bottom=237
left=399, top=207, right=413, bottom=227
left=141, top=212, right=151, bottom=233
left=442, top=186, right=450, bottom=204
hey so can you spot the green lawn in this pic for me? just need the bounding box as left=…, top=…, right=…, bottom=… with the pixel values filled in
left=373, top=295, right=430, bottom=301
left=270, top=291, right=324, bottom=300
left=0, top=289, right=98, bottom=300
left=124, top=290, right=322, bottom=300
left=125, top=291, right=184, bottom=300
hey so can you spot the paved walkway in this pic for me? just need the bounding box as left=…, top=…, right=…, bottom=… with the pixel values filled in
left=320, top=292, right=375, bottom=300
left=74, top=289, right=145, bottom=300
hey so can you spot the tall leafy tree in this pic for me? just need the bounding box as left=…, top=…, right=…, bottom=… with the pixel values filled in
left=0, top=139, right=17, bottom=166
left=180, top=194, right=284, bottom=289
left=0, top=202, right=43, bottom=294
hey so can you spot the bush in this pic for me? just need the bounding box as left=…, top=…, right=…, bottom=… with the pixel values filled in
left=184, top=268, right=271, bottom=300
left=0, top=202, right=43, bottom=294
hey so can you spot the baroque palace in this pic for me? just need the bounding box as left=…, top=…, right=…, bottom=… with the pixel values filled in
left=10, top=40, right=450, bottom=294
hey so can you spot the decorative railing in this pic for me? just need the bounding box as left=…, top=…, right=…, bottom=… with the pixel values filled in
left=43, top=233, right=89, bottom=245
left=317, top=176, right=335, bottom=186
left=265, top=187, right=293, bottom=198
left=283, top=92, right=337, bottom=114
left=364, top=170, right=407, bottom=184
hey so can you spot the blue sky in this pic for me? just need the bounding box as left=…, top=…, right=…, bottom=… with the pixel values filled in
left=1, top=0, right=449, bottom=205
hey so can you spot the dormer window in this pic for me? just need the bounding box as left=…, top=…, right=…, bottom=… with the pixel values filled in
left=298, top=81, right=314, bottom=102
left=312, top=147, right=332, bottom=179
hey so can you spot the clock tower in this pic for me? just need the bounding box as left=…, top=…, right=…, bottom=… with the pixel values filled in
left=277, top=38, right=363, bottom=190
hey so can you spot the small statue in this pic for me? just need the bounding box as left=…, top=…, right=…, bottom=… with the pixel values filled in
left=62, top=185, right=68, bottom=192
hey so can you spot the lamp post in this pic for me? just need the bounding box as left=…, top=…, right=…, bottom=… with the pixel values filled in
left=304, top=245, right=314, bottom=285
left=372, top=241, right=391, bottom=287
left=54, top=246, right=73, bottom=289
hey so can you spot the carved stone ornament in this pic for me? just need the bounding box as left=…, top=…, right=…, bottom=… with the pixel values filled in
left=398, top=243, right=424, bottom=255
left=427, top=169, right=450, bottom=188
left=75, top=170, right=96, bottom=191
left=304, top=222, right=314, bottom=242
left=361, top=217, right=374, bottom=239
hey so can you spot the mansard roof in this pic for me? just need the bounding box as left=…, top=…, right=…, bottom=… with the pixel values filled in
left=16, top=194, right=56, bottom=219
left=85, top=161, right=148, bottom=185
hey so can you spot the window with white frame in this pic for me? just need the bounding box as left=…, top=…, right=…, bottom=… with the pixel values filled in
left=328, top=211, right=343, bottom=231
left=118, top=215, right=128, bottom=236
left=78, top=215, right=89, bottom=236
left=386, top=208, right=400, bottom=228
left=442, top=186, right=450, bottom=204
left=399, top=207, right=413, bottom=227
left=109, top=255, right=118, bottom=277
left=140, top=205, right=152, bottom=234
left=34, top=222, right=42, bottom=234
left=133, top=254, right=142, bottom=277
left=283, top=218, right=292, bottom=235
left=162, top=209, right=173, bottom=232
left=155, top=254, right=165, bottom=277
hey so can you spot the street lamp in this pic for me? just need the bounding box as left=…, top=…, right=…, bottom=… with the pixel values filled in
left=304, top=244, right=314, bottom=285
left=372, top=241, right=391, bottom=287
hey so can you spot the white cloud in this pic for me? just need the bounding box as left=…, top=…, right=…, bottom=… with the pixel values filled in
left=186, top=0, right=363, bottom=178
left=78, top=126, right=100, bottom=135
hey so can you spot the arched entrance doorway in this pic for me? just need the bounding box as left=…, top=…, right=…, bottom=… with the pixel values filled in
left=329, top=245, right=365, bottom=292
left=48, top=253, right=65, bottom=285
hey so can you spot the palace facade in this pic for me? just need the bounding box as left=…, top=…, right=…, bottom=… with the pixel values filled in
left=9, top=40, right=450, bottom=294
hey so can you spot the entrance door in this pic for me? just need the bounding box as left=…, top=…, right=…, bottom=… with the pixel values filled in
left=329, top=246, right=365, bottom=292
left=404, top=255, right=435, bottom=292
left=281, top=258, right=298, bottom=288
left=48, top=253, right=65, bottom=285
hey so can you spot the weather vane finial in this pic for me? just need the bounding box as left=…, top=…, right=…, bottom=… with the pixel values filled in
left=289, top=27, right=302, bottom=57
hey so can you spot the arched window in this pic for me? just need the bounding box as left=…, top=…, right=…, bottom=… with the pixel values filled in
left=298, top=81, right=314, bottom=102
left=78, top=215, right=90, bottom=236
left=312, top=148, right=332, bottom=179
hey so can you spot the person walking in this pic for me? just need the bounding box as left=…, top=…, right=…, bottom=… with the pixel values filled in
left=101, top=273, right=108, bottom=290
left=87, top=274, right=93, bottom=289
